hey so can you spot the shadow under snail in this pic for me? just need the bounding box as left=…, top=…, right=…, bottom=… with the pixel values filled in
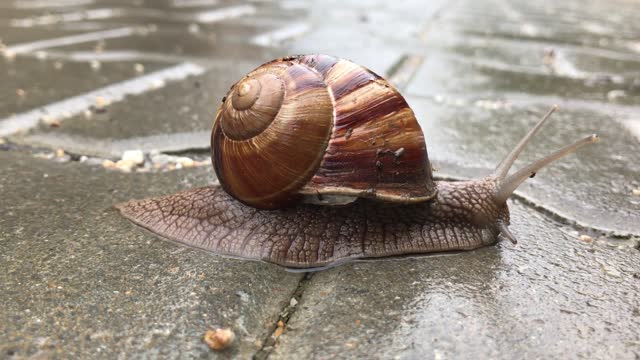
left=117, top=54, right=599, bottom=270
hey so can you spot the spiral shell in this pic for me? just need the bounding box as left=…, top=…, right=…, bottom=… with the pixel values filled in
left=211, top=54, right=436, bottom=209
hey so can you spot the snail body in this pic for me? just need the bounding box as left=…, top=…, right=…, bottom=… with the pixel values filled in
left=117, top=54, right=598, bottom=270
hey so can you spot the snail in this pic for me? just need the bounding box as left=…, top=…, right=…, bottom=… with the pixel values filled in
left=116, top=54, right=598, bottom=270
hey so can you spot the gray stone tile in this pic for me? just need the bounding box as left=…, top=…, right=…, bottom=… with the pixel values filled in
left=14, top=56, right=277, bottom=157
left=442, top=0, right=640, bottom=52
left=271, top=201, right=640, bottom=359
left=407, top=35, right=640, bottom=104
left=0, top=25, right=88, bottom=44
left=0, top=151, right=302, bottom=358
left=55, top=24, right=276, bottom=58
left=284, top=0, right=450, bottom=72
left=404, top=0, right=640, bottom=107
left=0, top=57, right=167, bottom=119
left=392, top=0, right=640, bottom=235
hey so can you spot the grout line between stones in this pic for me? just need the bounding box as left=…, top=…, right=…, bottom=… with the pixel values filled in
left=435, top=173, right=640, bottom=241
left=252, top=272, right=314, bottom=360
left=0, top=139, right=210, bottom=173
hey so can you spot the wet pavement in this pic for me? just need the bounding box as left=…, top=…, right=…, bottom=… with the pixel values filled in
left=1, top=0, right=639, bottom=359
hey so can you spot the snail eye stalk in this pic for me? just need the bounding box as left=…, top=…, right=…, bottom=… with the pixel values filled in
left=492, top=105, right=599, bottom=203
left=494, top=134, right=599, bottom=203
left=494, top=105, right=558, bottom=180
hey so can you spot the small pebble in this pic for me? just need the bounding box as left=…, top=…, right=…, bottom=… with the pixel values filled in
left=2, top=49, right=15, bottom=60
left=16, top=89, right=26, bottom=97
left=94, top=40, right=105, bottom=53
left=55, top=149, right=65, bottom=158
left=175, top=157, right=195, bottom=168
left=54, top=61, right=64, bottom=70
left=150, top=79, right=165, bottom=89
left=579, top=234, right=593, bottom=243
left=134, top=63, right=145, bottom=73
left=273, top=321, right=285, bottom=339
left=542, top=47, right=555, bottom=65
left=115, top=159, right=137, bottom=172
left=601, top=265, right=621, bottom=278
left=203, top=328, right=235, bottom=351
left=40, top=115, right=61, bottom=127
left=95, top=96, right=110, bottom=109
left=289, top=297, right=298, bottom=307
left=607, top=89, right=627, bottom=101
left=632, top=188, right=640, bottom=196
left=90, top=60, right=101, bottom=70
left=121, top=150, right=145, bottom=165
left=188, top=23, right=200, bottom=33
left=102, top=159, right=116, bottom=169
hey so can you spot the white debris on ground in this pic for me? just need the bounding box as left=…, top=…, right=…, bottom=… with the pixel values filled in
left=98, top=149, right=208, bottom=172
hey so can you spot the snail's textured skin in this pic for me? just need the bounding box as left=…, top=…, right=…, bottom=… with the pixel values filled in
left=116, top=178, right=508, bottom=269
left=116, top=53, right=596, bottom=269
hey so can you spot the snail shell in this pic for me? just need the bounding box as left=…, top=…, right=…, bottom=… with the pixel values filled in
left=212, top=54, right=436, bottom=209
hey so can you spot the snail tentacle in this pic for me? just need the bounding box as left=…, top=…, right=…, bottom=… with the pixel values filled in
left=496, top=222, right=517, bottom=244
left=494, top=134, right=599, bottom=203
left=494, top=105, right=558, bottom=180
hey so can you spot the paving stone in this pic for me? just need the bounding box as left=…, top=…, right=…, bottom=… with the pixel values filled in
left=14, top=57, right=275, bottom=157
left=285, top=0, right=450, bottom=72
left=0, top=25, right=88, bottom=45
left=397, top=0, right=640, bottom=235
left=55, top=24, right=277, bottom=58
left=271, top=201, right=640, bottom=360
left=443, top=0, right=640, bottom=51
left=0, top=151, right=302, bottom=358
left=1, top=0, right=640, bottom=358
left=0, top=57, right=167, bottom=119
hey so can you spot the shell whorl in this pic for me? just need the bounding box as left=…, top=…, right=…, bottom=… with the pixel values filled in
left=211, top=54, right=436, bottom=209
left=212, top=60, right=333, bottom=209
left=221, top=74, right=284, bottom=140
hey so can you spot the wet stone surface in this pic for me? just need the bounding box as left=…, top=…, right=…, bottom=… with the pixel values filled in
left=271, top=201, right=640, bottom=359
left=27, top=62, right=256, bottom=140
left=0, top=57, right=167, bottom=119
left=0, top=0, right=639, bottom=358
left=0, top=151, right=302, bottom=359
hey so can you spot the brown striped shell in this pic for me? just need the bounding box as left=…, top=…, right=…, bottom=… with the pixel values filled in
left=211, top=54, right=436, bottom=209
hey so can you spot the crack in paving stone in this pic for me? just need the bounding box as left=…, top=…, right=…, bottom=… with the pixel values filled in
left=253, top=273, right=314, bottom=360
left=386, top=54, right=425, bottom=91
left=12, top=131, right=211, bottom=159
